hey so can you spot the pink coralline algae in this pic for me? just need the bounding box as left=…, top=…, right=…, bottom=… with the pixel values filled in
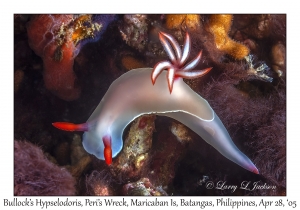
left=14, top=140, right=76, bottom=195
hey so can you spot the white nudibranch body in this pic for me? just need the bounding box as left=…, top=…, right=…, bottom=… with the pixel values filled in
left=82, top=68, right=258, bottom=174
left=53, top=31, right=258, bottom=174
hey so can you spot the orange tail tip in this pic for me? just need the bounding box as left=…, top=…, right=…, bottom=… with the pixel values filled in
left=252, top=167, right=259, bottom=175
left=102, top=135, right=112, bottom=165
left=52, top=122, right=89, bottom=131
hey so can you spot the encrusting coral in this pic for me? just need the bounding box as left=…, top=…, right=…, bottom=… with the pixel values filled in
left=110, top=115, right=156, bottom=179
left=14, top=140, right=76, bottom=195
left=207, top=14, right=249, bottom=60
left=71, top=15, right=103, bottom=46
left=165, top=14, right=200, bottom=31
left=170, top=121, right=192, bottom=143
left=119, top=14, right=149, bottom=52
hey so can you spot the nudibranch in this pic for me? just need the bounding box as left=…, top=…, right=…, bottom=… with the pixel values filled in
left=53, top=31, right=259, bottom=174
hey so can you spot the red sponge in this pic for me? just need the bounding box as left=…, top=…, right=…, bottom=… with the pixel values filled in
left=27, top=15, right=81, bottom=101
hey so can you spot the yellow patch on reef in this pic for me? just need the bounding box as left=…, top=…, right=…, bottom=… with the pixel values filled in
left=208, top=14, right=249, bottom=60
left=71, top=15, right=102, bottom=45
left=134, top=154, right=148, bottom=169
left=121, top=55, right=145, bottom=70
left=166, top=14, right=200, bottom=31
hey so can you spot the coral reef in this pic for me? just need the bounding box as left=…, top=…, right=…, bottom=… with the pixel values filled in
left=165, top=14, right=200, bottom=31
left=119, top=14, right=149, bottom=52
left=69, top=155, right=91, bottom=180
left=147, top=118, right=190, bottom=188
left=170, top=121, right=192, bottom=143
left=110, top=115, right=156, bottom=179
left=84, top=170, right=113, bottom=196
left=207, top=14, right=250, bottom=60
left=245, top=54, right=273, bottom=82
left=14, top=140, right=76, bottom=195
left=232, top=15, right=280, bottom=40
left=70, top=134, right=90, bottom=165
left=14, top=14, right=286, bottom=196
left=26, top=15, right=80, bottom=101
left=122, top=178, right=168, bottom=196
left=71, top=15, right=102, bottom=46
